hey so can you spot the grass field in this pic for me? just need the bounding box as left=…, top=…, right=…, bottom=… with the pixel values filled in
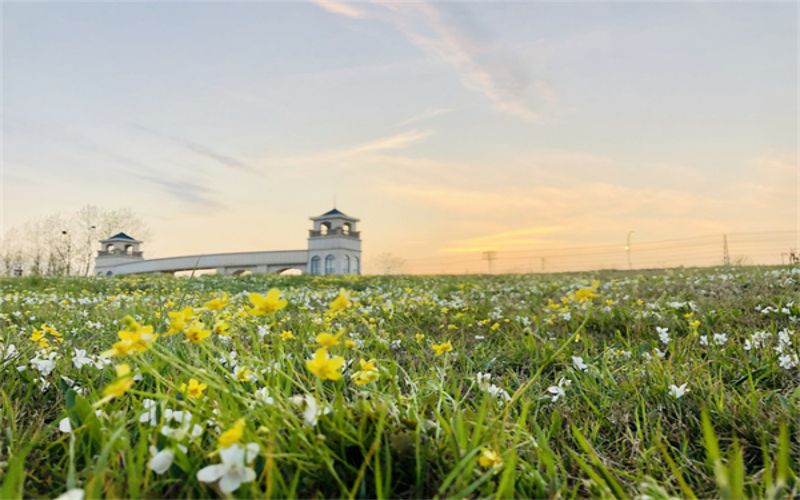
left=1, top=267, right=798, bottom=498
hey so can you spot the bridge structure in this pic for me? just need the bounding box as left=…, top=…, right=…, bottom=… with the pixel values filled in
left=94, top=209, right=362, bottom=276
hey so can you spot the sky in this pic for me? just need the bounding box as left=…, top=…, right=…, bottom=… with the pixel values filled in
left=2, top=1, right=797, bottom=272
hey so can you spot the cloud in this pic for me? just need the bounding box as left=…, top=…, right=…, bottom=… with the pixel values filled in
left=398, top=107, right=452, bottom=127
left=134, top=173, right=224, bottom=210
left=374, top=2, right=551, bottom=121
left=348, top=129, right=434, bottom=155
left=130, top=124, right=255, bottom=174
left=311, top=0, right=366, bottom=19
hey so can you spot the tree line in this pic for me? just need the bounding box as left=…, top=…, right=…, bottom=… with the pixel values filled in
left=0, top=206, right=149, bottom=277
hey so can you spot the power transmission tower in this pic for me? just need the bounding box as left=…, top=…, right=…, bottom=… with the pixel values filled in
left=723, top=234, right=730, bottom=265
left=482, top=251, right=497, bottom=274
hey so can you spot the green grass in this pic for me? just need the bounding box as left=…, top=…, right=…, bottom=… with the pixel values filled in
left=0, top=267, right=798, bottom=498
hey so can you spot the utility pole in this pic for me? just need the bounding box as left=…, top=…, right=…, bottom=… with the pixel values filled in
left=625, top=231, right=634, bottom=270
left=723, top=234, right=730, bottom=266
left=482, top=251, right=497, bottom=274
left=85, top=225, right=96, bottom=276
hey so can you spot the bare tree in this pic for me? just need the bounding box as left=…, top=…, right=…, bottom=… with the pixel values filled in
left=374, top=252, right=406, bottom=275
left=1, top=205, right=149, bottom=277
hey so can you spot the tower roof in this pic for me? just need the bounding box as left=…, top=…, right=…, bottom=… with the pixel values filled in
left=102, top=232, right=140, bottom=242
left=311, top=208, right=359, bottom=222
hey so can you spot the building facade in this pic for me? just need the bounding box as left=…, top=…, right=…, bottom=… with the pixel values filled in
left=94, top=209, right=362, bottom=276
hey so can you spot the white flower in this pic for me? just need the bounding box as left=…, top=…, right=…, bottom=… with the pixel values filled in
left=545, top=377, right=571, bottom=402
left=58, top=417, right=72, bottom=433
left=148, top=446, right=175, bottom=475
left=197, top=443, right=259, bottom=493
left=139, top=399, right=158, bottom=426
left=54, top=488, right=84, bottom=500
left=713, top=333, right=728, bottom=346
left=654, top=348, right=666, bottom=359
left=656, top=327, right=670, bottom=345
left=1, top=343, right=18, bottom=361
left=779, top=353, right=798, bottom=370
left=31, top=351, right=58, bottom=376
left=572, top=356, right=588, bottom=372
left=290, top=394, right=330, bottom=426
left=699, top=335, right=709, bottom=346
left=669, top=383, right=689, bottom=399
left=72, top=349, right=93, bottom=370
left=161, top=409, right=203, bottom=441
left=254, top=387, right=274, bottom=405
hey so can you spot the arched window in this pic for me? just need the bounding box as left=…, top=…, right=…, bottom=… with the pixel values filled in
left=342, top=223, right=351, bottom=235
left=124, top=244, right=133, bottom=255
left=106, top=244, right=114, bottom=252
left=320, top=222, right=330, bottom=235
left=344, top=255, right=350, bottom=273
left=353, top=256, right=360, bottom=274
left=310, top=256, right=321, bottom=275
left=325, top=254, right=335, bottom=275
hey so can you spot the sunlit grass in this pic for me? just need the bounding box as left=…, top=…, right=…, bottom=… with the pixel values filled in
left=0, top=267, right=798, bottom=498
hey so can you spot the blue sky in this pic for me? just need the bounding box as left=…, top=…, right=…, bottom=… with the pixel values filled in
left=2, top=1, right=797, bottom=268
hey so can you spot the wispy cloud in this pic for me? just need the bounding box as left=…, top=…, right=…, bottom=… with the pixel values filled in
left=131, top=124, right=255, bottom=174
left=311, top=0, right=366, bottom=19
left=308, top=0, right=553, bottom=121
left=348, top=129, right=434, bottom=155
left=134, top=173, right=224, bottom=210
left=398, top=107, right=452, bottom=127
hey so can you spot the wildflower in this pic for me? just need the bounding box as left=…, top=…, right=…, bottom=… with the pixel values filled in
left=431, top=341, right=453, bottom=356
left=571, top=281, right=599, bottom=303
left=54, top=489, right=84, bottom=500
left=30, top=329, right=49, bottom=349
left=203, top=292, right=229, bottom=311
left=213, top=319, right=230, bottom=336
left=101, top=364, right=134, bottom=402
left=148, top=446, right=175, bottom=475
left=290, top=394, right=331, bottom=426
left=59, top=417, right=73, bottom=433
left=669, top=383, right=689, bottom=399
left=234, top=366, right=255, bottom=382
left=351, top=358, right=379, bottom=385
left=546, top=377, right=571, bottom=402
left=247, top=289, right=287, bottom=316
left=415, top=333, right=425, bottom=342
left=572, top=356, right=588, bottom=372
left=713, top=332, right=728, bottom=346
left=167, top=307, right=194, bottom=334
left=306, top=348, right=344, bottom=381
left=699, top=335, right=709, bottom=346
left=106, top=316, right=157, bottom=356
left=139, top=398, right=158, bottom=426
left=180, top=378, right=207, bottom=399
left=218, top=418, right=245, bottom=448
left=315, top=332, right=341, bottom=348
left=197, top=442, right=259, bottom=493
left=329, top=288, right=351, bottom=313
left=161, top=409, right=203, bottom=441
left=72, top=349, right=93, bottom=370
left=254, top=387, right=274, bottom=405
left=184, top=321, right=211, bottom=343
left=344, top=338, right=357, bottom=348
left=478, top=448, right=503, bottom=470
left=279, top=330, right=295, bottom=341
left=656, top=327, right=670, bottom=345
left=779, top=353, right=798, bottom=370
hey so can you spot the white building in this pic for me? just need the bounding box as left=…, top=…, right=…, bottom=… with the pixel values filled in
left=94, top=209, right=362, bottom=276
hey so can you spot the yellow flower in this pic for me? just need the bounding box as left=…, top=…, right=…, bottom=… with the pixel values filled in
left=183, top=320, right=211, bottom=343
left=213, top=319, right=230, bottom=336
left=315, top=332, right=341, bottom=348
left=180, top=378, right=207, bottom=398
left=571, top=281, right=600, bottom=303
left=167, top=307, right=194, bottom=334
left=105, top=316, right=157, bottom=357
left=432, top=341, right=453, bottom=356
left=234, top=366, right=254, bottom=382
left=279, top=330, right=295, bottom=341
left=306, top=348, right=344, bottom=381
left=478, top=448, right=502, bottom=469
left=351, top=358, right=379, bottom=385
left=203, top=292, right=229, bottom=311
left=101, top=364, right=134, bottom=401
left=344, top=338, right=356, bottom=349
left=328, top=289, right=351, bottom=313
left=247, top=289, right=288, bottom=316
left=218, top=418, right=245, bottom=448
left=30, top=329, right=49, bottom=349
left=415, top=333, right=425, bottom=342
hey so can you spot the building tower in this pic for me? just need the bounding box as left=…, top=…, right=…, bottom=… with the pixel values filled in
left=307, top=209, right=361, bottom=275
left=95, top=233, right=144, bottom=276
